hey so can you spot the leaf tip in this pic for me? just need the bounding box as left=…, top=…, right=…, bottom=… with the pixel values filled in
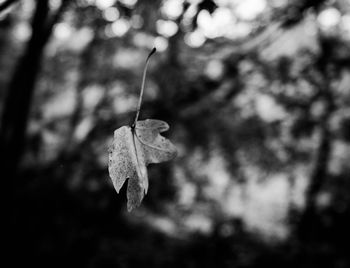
left=126, top=199, right=140, bottom=212
left=127, top=204, right=133, bottom=212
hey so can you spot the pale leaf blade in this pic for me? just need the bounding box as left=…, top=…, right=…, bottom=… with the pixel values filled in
left=127, top=177, right=145, bottom=212
left=108, top=126, right=138, bottom=193
left=135, top=119, right=177, bottom=164
left=134, top=135, right=149, bottom=194
left=108, top=119, right=177, bottom=212
left=135, top=119, right=169, bottom=132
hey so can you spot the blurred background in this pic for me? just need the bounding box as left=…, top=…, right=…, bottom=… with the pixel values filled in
left=1, top=0, right=350, bottom=267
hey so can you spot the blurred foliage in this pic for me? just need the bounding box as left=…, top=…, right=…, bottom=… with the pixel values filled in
left=1, top=0, right=350, bottom=267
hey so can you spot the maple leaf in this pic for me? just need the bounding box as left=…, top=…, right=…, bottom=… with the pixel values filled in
left=108, top=48, right=177, bottom=211
left=108, top=119, right=177, bottom=211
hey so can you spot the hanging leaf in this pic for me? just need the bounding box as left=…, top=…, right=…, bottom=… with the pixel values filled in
left=108, top=119, right=177, bottom=211
left=108, top=48, right=177, bottom=211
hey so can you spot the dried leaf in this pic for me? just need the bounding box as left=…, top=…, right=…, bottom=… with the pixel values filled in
left=108, top=119, right=177, bottom=211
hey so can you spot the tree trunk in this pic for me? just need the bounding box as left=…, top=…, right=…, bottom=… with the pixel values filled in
left=297, top=67, right=335, bottom=241
left=0, top=0, right=68, bottom=181
left=298, top=119, right=332, bottom=240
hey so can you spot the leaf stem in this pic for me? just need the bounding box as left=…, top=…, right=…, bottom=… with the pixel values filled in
left=132, top=47, right=156, bottom=128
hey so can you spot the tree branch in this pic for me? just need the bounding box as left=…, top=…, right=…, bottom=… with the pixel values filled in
left=0, top=0, right=19, bottom=14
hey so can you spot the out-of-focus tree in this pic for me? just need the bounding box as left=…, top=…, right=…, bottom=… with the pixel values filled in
left=0, top=0, right=70, bottom=181
left=1, top=0, right=349, bottom=267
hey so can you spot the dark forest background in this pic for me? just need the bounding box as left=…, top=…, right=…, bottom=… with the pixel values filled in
left=1, top=0, right=350, bottom=267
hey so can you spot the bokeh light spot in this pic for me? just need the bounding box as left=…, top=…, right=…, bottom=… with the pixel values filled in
left=54, top=22, right=72, bottom=40
left=317, top=8, right=341, bottom=29
left=154, top=36, right=169, bottom=52
left=205, top=60, right=224, bottom=80
left=235, top=0, right=266, bottom=20
left=118, top=0, right=137, bottom=8
left=156, top=19, right=179, bottom=37
left=161, top=0, right=184, bottom=20
left=184, top=30, right=206, bottom=47
left=111, top=18, right=130, bottom=37
left=95, top=0, right=115, bottom=10
left=103, top=7, right=119, bottom=22
left=14, top=23, right=32, bottom=41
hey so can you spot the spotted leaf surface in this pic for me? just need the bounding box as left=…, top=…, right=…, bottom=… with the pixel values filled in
left=108, top=119, right=177, bottom=211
